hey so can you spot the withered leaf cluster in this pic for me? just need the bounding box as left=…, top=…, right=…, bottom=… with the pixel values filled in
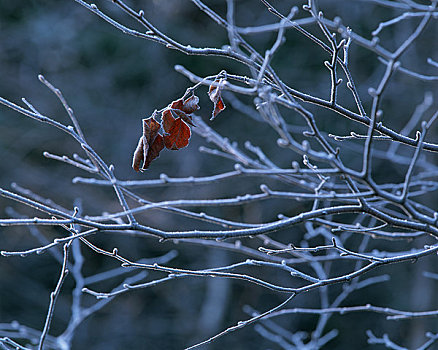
left=132, top=75, right=227, bottom=171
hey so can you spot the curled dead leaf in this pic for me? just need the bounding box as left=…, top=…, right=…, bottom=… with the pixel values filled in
left=132, top=136, right=145, bottom=172
left=132, top=117, right=164, bottom=171
left=208, top=75, right=226, bottom=120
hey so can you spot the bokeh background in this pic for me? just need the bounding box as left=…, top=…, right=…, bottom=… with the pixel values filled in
left=1, top=0, right=437, bottom=349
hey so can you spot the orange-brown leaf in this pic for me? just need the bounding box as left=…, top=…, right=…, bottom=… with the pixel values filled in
left=170, top=94, right=200, bottom=115
left=171, top=108, right=195, bottom=127
left=162, top=109, right=191, bottom=150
